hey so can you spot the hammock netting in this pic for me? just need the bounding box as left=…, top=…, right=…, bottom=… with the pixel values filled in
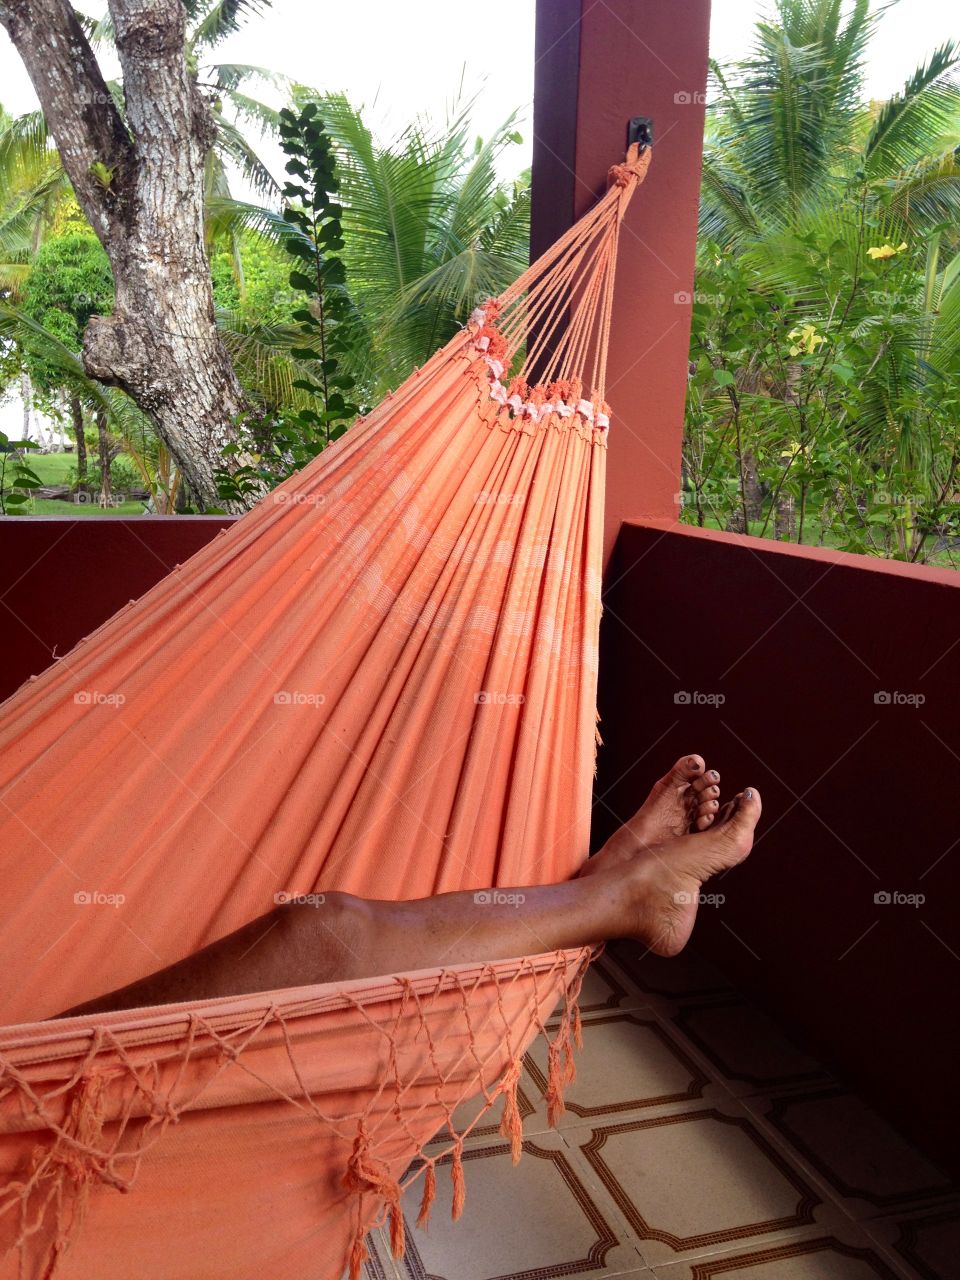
left=0, top=146, right=650, bottom=1279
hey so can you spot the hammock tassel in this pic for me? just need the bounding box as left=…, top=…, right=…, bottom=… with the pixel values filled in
left=342, top=1120, right=405, bottom=1272
left=416, top=1160, right=437, bottom=1228
left=498, top=1060, right=524, bottom=1164
left=450, top=1138, right=467, bottom=1221
left=14, top=1071, right=112, bottom=1280
left=545, top=1005, right=579, bottom=1127
left=347, top=1234, right=369, bottom=1280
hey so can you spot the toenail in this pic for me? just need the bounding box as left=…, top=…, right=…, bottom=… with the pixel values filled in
left=744, top=788, right=754, bottom=799
left=688, top=757, right=700, bottom=769
left=710, top=785, right=719, bottom=795
left=709, top=770, right=719, bottom=780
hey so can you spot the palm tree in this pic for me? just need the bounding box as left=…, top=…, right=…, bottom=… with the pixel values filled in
left=211, top=95, right=531, bottom=400
left=687, top=0, right=960, bottom=560
left=701, top=1, right=959, bottom=247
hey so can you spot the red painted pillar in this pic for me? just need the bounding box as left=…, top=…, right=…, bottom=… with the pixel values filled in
left=532, top=0, right=711, bottom=563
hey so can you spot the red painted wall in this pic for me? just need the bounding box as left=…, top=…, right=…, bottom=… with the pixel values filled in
left=596, top=519, right=960, bottom=1174
left=533, top=0, right=711, bottom=562
left=0, top=517, right=233, bottom=703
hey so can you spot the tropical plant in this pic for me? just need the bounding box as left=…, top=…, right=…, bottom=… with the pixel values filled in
left=213, top=94, right=532, bottom=401
left=216, top=103, right=361, bottom=502
left=685, top=0, right=960, bottom=564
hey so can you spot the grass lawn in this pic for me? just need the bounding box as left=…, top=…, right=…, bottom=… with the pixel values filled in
left=690, top=511, right=958, bottom=571
left=2, top=450, right=148, bottom=516
left=23, top=497, right=148, bottom=515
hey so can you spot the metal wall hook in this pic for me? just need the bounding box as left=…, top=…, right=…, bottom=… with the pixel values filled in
left=627, top=117, right=654, bottom=152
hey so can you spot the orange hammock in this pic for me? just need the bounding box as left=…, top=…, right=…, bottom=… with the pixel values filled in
left=0, top=145, right=650, bottom=1279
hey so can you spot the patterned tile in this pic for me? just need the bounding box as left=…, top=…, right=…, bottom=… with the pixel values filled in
left=355, top=962, right=956, bottom=1279
left=655, top=999, right=833, bottom=1098
left=524, top=1012, right=727, bottom=1125
left=648, top=1234, right=905, bottom=1278
left=363, top=1130, right=648, bottom=1279
left=561, top=1104, right=847, bottom=1267
left=741, top=1089, right=958, bottom=1220
left=859, top=1203, right=960, bottom=1279
left=575, top=954, right=653, bottom=1015
left=607, top=943, right=735, bottom=1006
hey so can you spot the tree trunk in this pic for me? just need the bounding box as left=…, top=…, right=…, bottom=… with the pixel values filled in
left=96, top=408, right=112, bottom=507
left=0, top=0, right=252, bottom=510
left=20, top=368, right=34, bottom=445
left=69, top=395, right=87, bottom=483
left=774, top=493, right=795, bottom=540
left=743, top=449, right=763, bottom=523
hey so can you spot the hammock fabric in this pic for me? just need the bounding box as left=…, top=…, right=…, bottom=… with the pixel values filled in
left=0, top=145, right=650, bottom=1279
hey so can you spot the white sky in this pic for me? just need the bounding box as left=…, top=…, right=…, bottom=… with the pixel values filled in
left=0, top=0, right=956, bottom=186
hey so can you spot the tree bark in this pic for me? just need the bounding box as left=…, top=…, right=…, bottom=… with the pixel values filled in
left=69, top=395, right=87, bottom=483
left=96, top=408, right=112, bottom=507
left=0, top=0, right=251, bottom=509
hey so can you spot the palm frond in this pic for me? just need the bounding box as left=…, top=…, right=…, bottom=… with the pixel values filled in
left=862, top=43, right=960, bottom=178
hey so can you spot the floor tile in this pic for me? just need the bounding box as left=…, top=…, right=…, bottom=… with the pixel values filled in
left=648, top=1233, right=906, bottom=1278
left=558, top=1103, right=851, bottom=1268
left=741, top=1089, right=958, bottom=1220
left=364, top=1129, right=648, bottom=1279
left=523, top=1011, right=729, bottom=1126
left=607, top=942, right=735, bottom=1006
left=859, top=1202, right=960, bottom=1279
left=656, top=998, right=833, bottom=1098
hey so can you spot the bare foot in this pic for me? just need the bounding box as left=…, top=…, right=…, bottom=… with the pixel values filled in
left=592, top=789, right=762, bottom=957
left=583, top=756, right=722, bottom=883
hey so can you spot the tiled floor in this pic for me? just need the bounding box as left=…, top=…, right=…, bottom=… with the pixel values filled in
left=358, top=943, right=960, bottom=1280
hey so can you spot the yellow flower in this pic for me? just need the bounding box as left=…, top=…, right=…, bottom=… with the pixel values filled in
left=867, top=241, right=908, bottom=260
left=787, top=324, right=827, bottom=356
